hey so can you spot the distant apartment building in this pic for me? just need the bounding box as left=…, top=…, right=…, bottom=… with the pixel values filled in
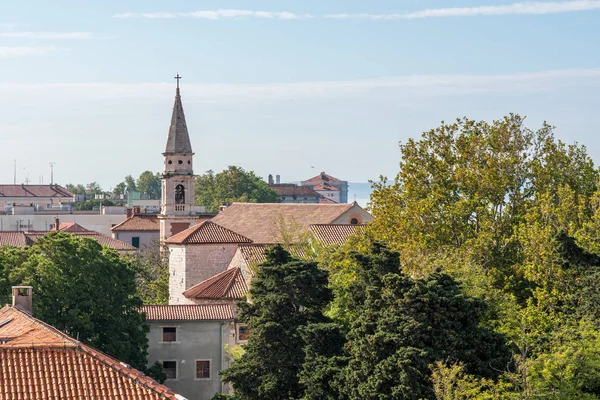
left=268, top=184, right=321, bottom=204
left=301, top=172, right=349, bottom=203
left=0, top=184, right=75, bottom=212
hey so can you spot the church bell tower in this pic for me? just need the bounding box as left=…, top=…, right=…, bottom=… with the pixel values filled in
left=159, top=74, right=198, bottom=242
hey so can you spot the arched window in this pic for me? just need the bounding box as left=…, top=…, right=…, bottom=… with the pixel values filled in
left=175, top=185, right=185, bottom=204
left=350, top=218, right=359, bottom=225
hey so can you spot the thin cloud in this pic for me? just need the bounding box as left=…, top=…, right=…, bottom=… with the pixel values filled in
left=113, top=9, right=312, bottom=19
left=0, top=46, right=57, bottom=58
left=328, top=0, right=600, bottom=19
left=0, top=32, right=115, bottom=39
left=114, top=1, right=600, bottom=21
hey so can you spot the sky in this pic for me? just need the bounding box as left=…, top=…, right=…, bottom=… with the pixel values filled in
left=1, top=0, right=600, bottom=192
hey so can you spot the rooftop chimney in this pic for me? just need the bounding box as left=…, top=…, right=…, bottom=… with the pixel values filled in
left=268, top=174, right=274, bottom=185
left=276, top=175, right=281, bottom=184
left=12, top=286, right=33, bottom=315
left=126, top=208, right=133, bottom=218
left=54, top=217, right=60, bottom=231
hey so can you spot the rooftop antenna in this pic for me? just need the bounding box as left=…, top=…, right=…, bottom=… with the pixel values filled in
left=49, top=162, right=56, bottom=185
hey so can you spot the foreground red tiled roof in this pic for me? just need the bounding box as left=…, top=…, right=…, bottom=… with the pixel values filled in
left=231, top=244, right=314, bottom=277
left=165, top=220, right=252, bottom=245
left=309, top=224, right=364, bottom=246
left=301, top=172, right=344, bottom=185
left=183, top=268, right=249, bottom=300
left=0, top=232, right=32, bottom=248
left=313, top=183, right=339, bottom=191
left=0, top=305, right=182, bottom=400
left=51, top=222, right=90, bottom=232
left=0, top=184, right=73, bottom=198
left=211, top=203, right=355, bottom=244
left=111, top=215, right=160, bottom=232
left=268, top=184, right=321, bottom=197
left=141, top=304, right=235, bottom=321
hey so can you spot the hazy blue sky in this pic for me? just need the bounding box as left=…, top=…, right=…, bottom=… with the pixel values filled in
left=1, top=0, right=600, bottom=190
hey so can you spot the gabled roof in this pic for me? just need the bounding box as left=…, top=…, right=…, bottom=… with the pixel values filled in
left=268, top=184, right=321, bottom=197
left=301, top=172, right=344, bottom=185
left=0, top=184, right=73, bottom=198
left=313, top=183, right=339, bottom=191
left=111, top=214, right=160, bottom=232
left=309, top=224, right=364, bottom=246
left=165, top=220, right=252, bottom=245
left=164, top=88, right=193, bottom=154
left=0, top=305, right=182, bottom=400
left=0, top=232, right=32, bottom=247
left=141, top=304, right=235, bottom=321
left=183, top=268, right=249, bottom=300
left=51, top=222, right=90, bottom=233
left=211, top=203, right=355, bottom=244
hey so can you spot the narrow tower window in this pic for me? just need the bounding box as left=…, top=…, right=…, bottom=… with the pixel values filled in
left=175, top=185, right=185, bottom=204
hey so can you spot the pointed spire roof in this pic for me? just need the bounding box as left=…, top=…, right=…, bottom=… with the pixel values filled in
left=164, top=86, right=193, bottom=154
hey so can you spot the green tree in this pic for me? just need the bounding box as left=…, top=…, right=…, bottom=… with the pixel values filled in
left=134, top=240, right=169, bottom=305
left=65, top=183, right=86, bottom=195
left=124, top=174, right=137, bottom=192
left=85, top=181, right=103, bottom=195
left=137, top=171, right=161, bottom=199
left=113, top=182, right=127, bottom=197
left=74, top=199, right=116, bottom=211
left=195, top=166, right=279, bottom=212
left=8, top=232, right=149, bottom=370
left=219, top=245, right=333, bottom=400
left=342, top=242, right=510, bottom=400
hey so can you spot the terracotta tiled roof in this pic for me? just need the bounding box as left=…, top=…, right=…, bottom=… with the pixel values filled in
left=0, top=232, right=31, bottom=248
left=51, top=222, right=90, bottom=232
left=268, top=184, right=320, bottom=197
left=183, top=268, right=249, bottom=300
left=211, top=203, right=354, bottom=244
left=111, top=215, right=160, bottom=232
left=233, top=244, right=314, bottom=276
left=165, top=220, right=252, bottom=245
left=313, top=183, right=339, bottom=191
left=301, top=172, right=344, bottom=185
left=141, top=304, right=235, bottom=321
left=319, top=196, right=337, bottom=204
left=309, top=224, right=364, bottom=246
left=0, top=305, right=182, bottom=400
left=0, top=184, right=73, bottom=198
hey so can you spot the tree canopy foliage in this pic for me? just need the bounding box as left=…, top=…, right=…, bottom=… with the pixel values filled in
left=195, top=166, right=280, bottom=212
left=0, top=232, right=149, bottom=371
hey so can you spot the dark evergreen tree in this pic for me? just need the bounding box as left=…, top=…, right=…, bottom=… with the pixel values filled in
left=219, top=245, right=333, bottom=400
left=343, top=242, right=510, bottom=400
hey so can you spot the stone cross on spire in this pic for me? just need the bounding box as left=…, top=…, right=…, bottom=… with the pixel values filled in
left=174, top=73, right=182, bottom=89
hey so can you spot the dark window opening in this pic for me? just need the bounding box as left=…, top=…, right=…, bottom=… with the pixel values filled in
left=131, top=237, right=140, bottom=248
left=168, top=160, right=172, bottom=165
left=162, top=327, right=176, bottom=342
left=175, top=185, right=185, bottom=204
left=196, top=360, right=210, bottom=379
left=163, top=361, right=177, bottom=380
left=178, top=160, right=183, bottom=165
left=238, top=325, right=250, bottom=341
left=350, top=218, right=359, bottom=225
left=188, top=160, right=191, bottom=164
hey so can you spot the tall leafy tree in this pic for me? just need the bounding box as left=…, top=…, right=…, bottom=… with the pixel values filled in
left=7, top=232, right=149, bottom=370
left=219, top=245, right=333, bottom=400
left=137, top=171, right=162, bottom=199
left=113, top=181, right=127, bottom=196
left=85, top=181, right=103, bottom=195
left=342, top=242, right=510, bottom=400
left=65, top=183, right=86, bottom=195
left=124, top=174, right=137, bottom=192
left=196, top=166, right=279, bottom=212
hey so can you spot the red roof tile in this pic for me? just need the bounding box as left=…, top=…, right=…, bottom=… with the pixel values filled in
left=319, top=196, right=337, bottom=204
left=309, top=224, right=364, bottom=246
left=183, top=268, right=248, bottom=300
left=301, top=172, right=344, bottom=185
left=141, top=304, right=235, bottom=321
left=313, top=183, right=339, bottom=191
left=0, top=305, right=181, bottom=400
left=51, top=222, right=90, bottom=232
left=268, top=184, right=321, bottom=197
left=111, top=215, right=160, bottom=232
left=165, top=220, right=252, bottom=245
left=211, top=203, right=355, bottom=244
left=0, top=184, right=73, bottom=198
left=233, top=244, right=314, bottom=276
left=0, top=232, right=31, bottom=248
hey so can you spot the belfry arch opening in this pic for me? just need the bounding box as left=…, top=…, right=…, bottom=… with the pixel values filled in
left=175, top=185, right=185, bottom=204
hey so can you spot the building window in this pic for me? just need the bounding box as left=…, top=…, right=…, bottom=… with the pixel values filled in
left=162, top=361, right=177, bottom=380
left=175, top=185, right=185, bottom=204
left=162, top=327, right=177, bottom=342
left=237, top=324, right=250, bottom=341
left=196, top=360, right=211, bottom=379
left=178, top=160, right=183, bottom=165
left=350, top=218, right=359, bottom=225
left=168, top=160, right=173, bottom=164
left=131, top=237, right=140, bottom=248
